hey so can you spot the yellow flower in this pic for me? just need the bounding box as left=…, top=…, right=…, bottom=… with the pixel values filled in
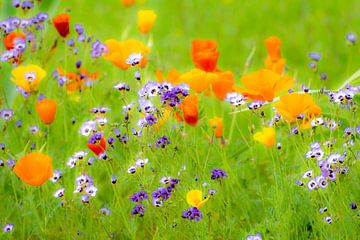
left=209, top=117, right=223, bottom=138
left=186, top=190, right=209, bottom=209
left=137, top=10, right=157, bottom=34
left=11, top=65, right=46, bottom=92
left=253, top=127, right=275, bottom=147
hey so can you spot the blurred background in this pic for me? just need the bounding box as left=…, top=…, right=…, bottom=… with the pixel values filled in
left=1, top=0, right=359, bottom=89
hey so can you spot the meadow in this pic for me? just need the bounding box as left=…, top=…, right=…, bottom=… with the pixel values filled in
left=0, top=0, right=359, bottom=239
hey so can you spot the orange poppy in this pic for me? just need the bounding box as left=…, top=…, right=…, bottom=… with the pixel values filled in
left=52, top=13, right=70, bottom=38
left=155, top=68, right=181, bottom=85
left=253, top=127, right=275, bottom=147
left=121, top=0, right=135, bottom=7
left=209, top=117, right=223, bottom=138
left=103, top=39, right=150, bottom=70
left=264, top=36, right=286, bottom=74
left=179, top=69, right=234, bottom=99
left=234, top=69, right=293, bottom=102
left=87, top=137, right=106, bottom=156
left=36, top=99, right=56, bottom=125
left=191, top=39, right=219, bottom=72
left=3, top=32, right=26, bottom=50
left=13, top=152, right=54, bottom=186
left=137, top=10, right=157, bottom=34
left=176, top=95, right=199, bottom=126
left=273, top=93, right=321, bottom=123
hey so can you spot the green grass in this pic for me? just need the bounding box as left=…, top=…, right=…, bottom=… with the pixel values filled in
left=0, top=0, right=360, bottom=239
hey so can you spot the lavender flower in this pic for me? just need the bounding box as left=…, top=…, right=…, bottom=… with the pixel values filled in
left=210, top=168, right=227, bottom=180
left=91, top=40, right=107, bottom=58
left=154, top=136, right=170, bottom=148
left=346, top=32, right=357, bottom=44
left=182, top=207, right=203, bottom=221
left=0, top=109, right=14, bottom=121
left=2, top=223, right=14, bottom=233
left=131, top=204, right=145, bottom=216
left=308, top=52, right=322, bottom=61
left=130, top=191, right=148, bottom=202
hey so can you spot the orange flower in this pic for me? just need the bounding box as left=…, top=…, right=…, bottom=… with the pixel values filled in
left=209, top=117, right=223, bottom=138
left=87, top=137, right=106, bottom=156
left=176, top=95, right=199, bottom=126
left=191, top=39, right=219, bottom=72
left=264, top=36, right=286, bottom=74
left=137, top=10, right=157, bottom=34
left=121, top=0, right=135, bottom=7
left=234, top=69, right=293, bottom=102
left=156, top=68, right=181, bottom=85
left=3, top=32, right=26, bottom=50
left=179, top=69, right=234, bottom=99
left=103, top=39, right=150, bottom=70
left=36, top=99, right=56, bottom=125
left=52, top=13, right=70, bottom=38
left=253, top=127, right=275, bottom=147
left=13, top=152, right=54, bottom=186
left=57, top=67, right=99, bottom=92
left=273, top=93, right=321, bottom=123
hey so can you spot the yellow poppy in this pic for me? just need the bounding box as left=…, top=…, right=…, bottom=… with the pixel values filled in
left=186, top=190, right=209, bottom=209
left=137, top=10, right=157, bottom=34
left=11, top=65, right=46, bottom=92
left=253, top=127, right=276, bottom=147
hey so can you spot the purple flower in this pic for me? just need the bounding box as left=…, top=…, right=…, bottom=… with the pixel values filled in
left=6, top=159, right=15, bottom=168
left=210, top=168, right=227, bottom=180
left=145, top=114, right=157, bottom=125
left=154, top=136, right=170, bottom=148
left=36, top=12, right=49, bottom=22
left=12, top=0, right=20, bottom=8
left=130, top=190, right=148, bottom=202
left=2, top=223, right=14, bottom=232
left=74, top=24, right=84, bottom=35
left=308, top=52, right=322, bottom=61
left=161, top=86, right=189, bottom=107
left=131, top=204, right=145, bottom=216
left=66, top=39, right=75, bottom=47
left=248, top=101, right=264, bottom=110
left=182, top=207, right=203, bottom=221
left=21, top=1, right=34, bottom=10
left=90, top=40, right=107, bottom=58
left=346, top=32, right=357, bottom=44
left=0, top=109, right=14, bottom=121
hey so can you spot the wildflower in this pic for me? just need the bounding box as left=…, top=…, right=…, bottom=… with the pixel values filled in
left=84, top=185, right=98, bottom=197
left=156, top=68, right=181, bottom=85
left=130, top=191, right=148, bottom=202
left=90, top=40, right=108, bottom=58
left=246, top=233, right=263, bottom=240
left=307, top=178, right=317, bottom=190
left=350, top=203, right=357, bottom=210
left=302, top=170, right=313, bottom=178
left=113, top=82, right=130, bottom=91
left=126, top=52, right=143, bottom=66
left=176, top=95, right=199, bottom=126
left=131, top=204, right=145, bottom=216
left=323, top=216, right=332, bottom=224
left=137, top=10, right=157, bottom=34
left=209, top=117, right=223, bottom=138
left=121, top=0, right=135, bottom=7
left=13, top=152, right=53, bottom=186
left=87, top=134, right=106, bottom=156
left=210, top=168, right=227, bottom=180
left=182, top=207, right=203, bottom=221
left=127, top=165, right=137, bottom=174
left=52, top=13, right=70, bottom=38
left=53, top=188, right=65, bottom=198
left=0, top=109, right=14, bottom=121
left=225, top=92, right=246, bottom=107
left=11, top=64, right=46, bottom=92
left=2, top=223, right=14, bottom=233
left=179, top=69, right=235, bottom=99
left=81, top=194, right=90, bottom=203
left=35, top=98, right=56, bottom=125
left=264, top=36, right=286, bottom=74
left=135, top=158, right=148, bottom=167
left=186, top=190, right=209, bottom=209
left=346, top=32, right=357, bottom=44
left=235, top=69, right=293, bottom=102
left=79, top=120, right=97, bottom=136
left=103, top=39, right=150, bottom=70
left=111, top=174, right=117, bottom=184
left=154, top=135, right=170, bottom=148
left=273, top=93, right=321, bottom=124
left=3, top=32, right=26, bottom=50
left=100, top=207, right=111, bottom=215
left=6, top=160, right=15, bottom=168
left=29, top=125, right=40, bottom=134
left=50, top=170, right=62, bottom=183
left=253, top=127, right=275, bottom=147
left=191, top=39, right=219, bottom=72
left=308, top=52, right=322, bottom=61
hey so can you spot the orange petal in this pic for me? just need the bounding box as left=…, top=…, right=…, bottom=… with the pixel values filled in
left=36, top=99, right=57, bottom=125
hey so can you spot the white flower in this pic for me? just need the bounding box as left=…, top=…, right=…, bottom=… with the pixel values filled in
left=79, top=120, right=97, bottom=136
